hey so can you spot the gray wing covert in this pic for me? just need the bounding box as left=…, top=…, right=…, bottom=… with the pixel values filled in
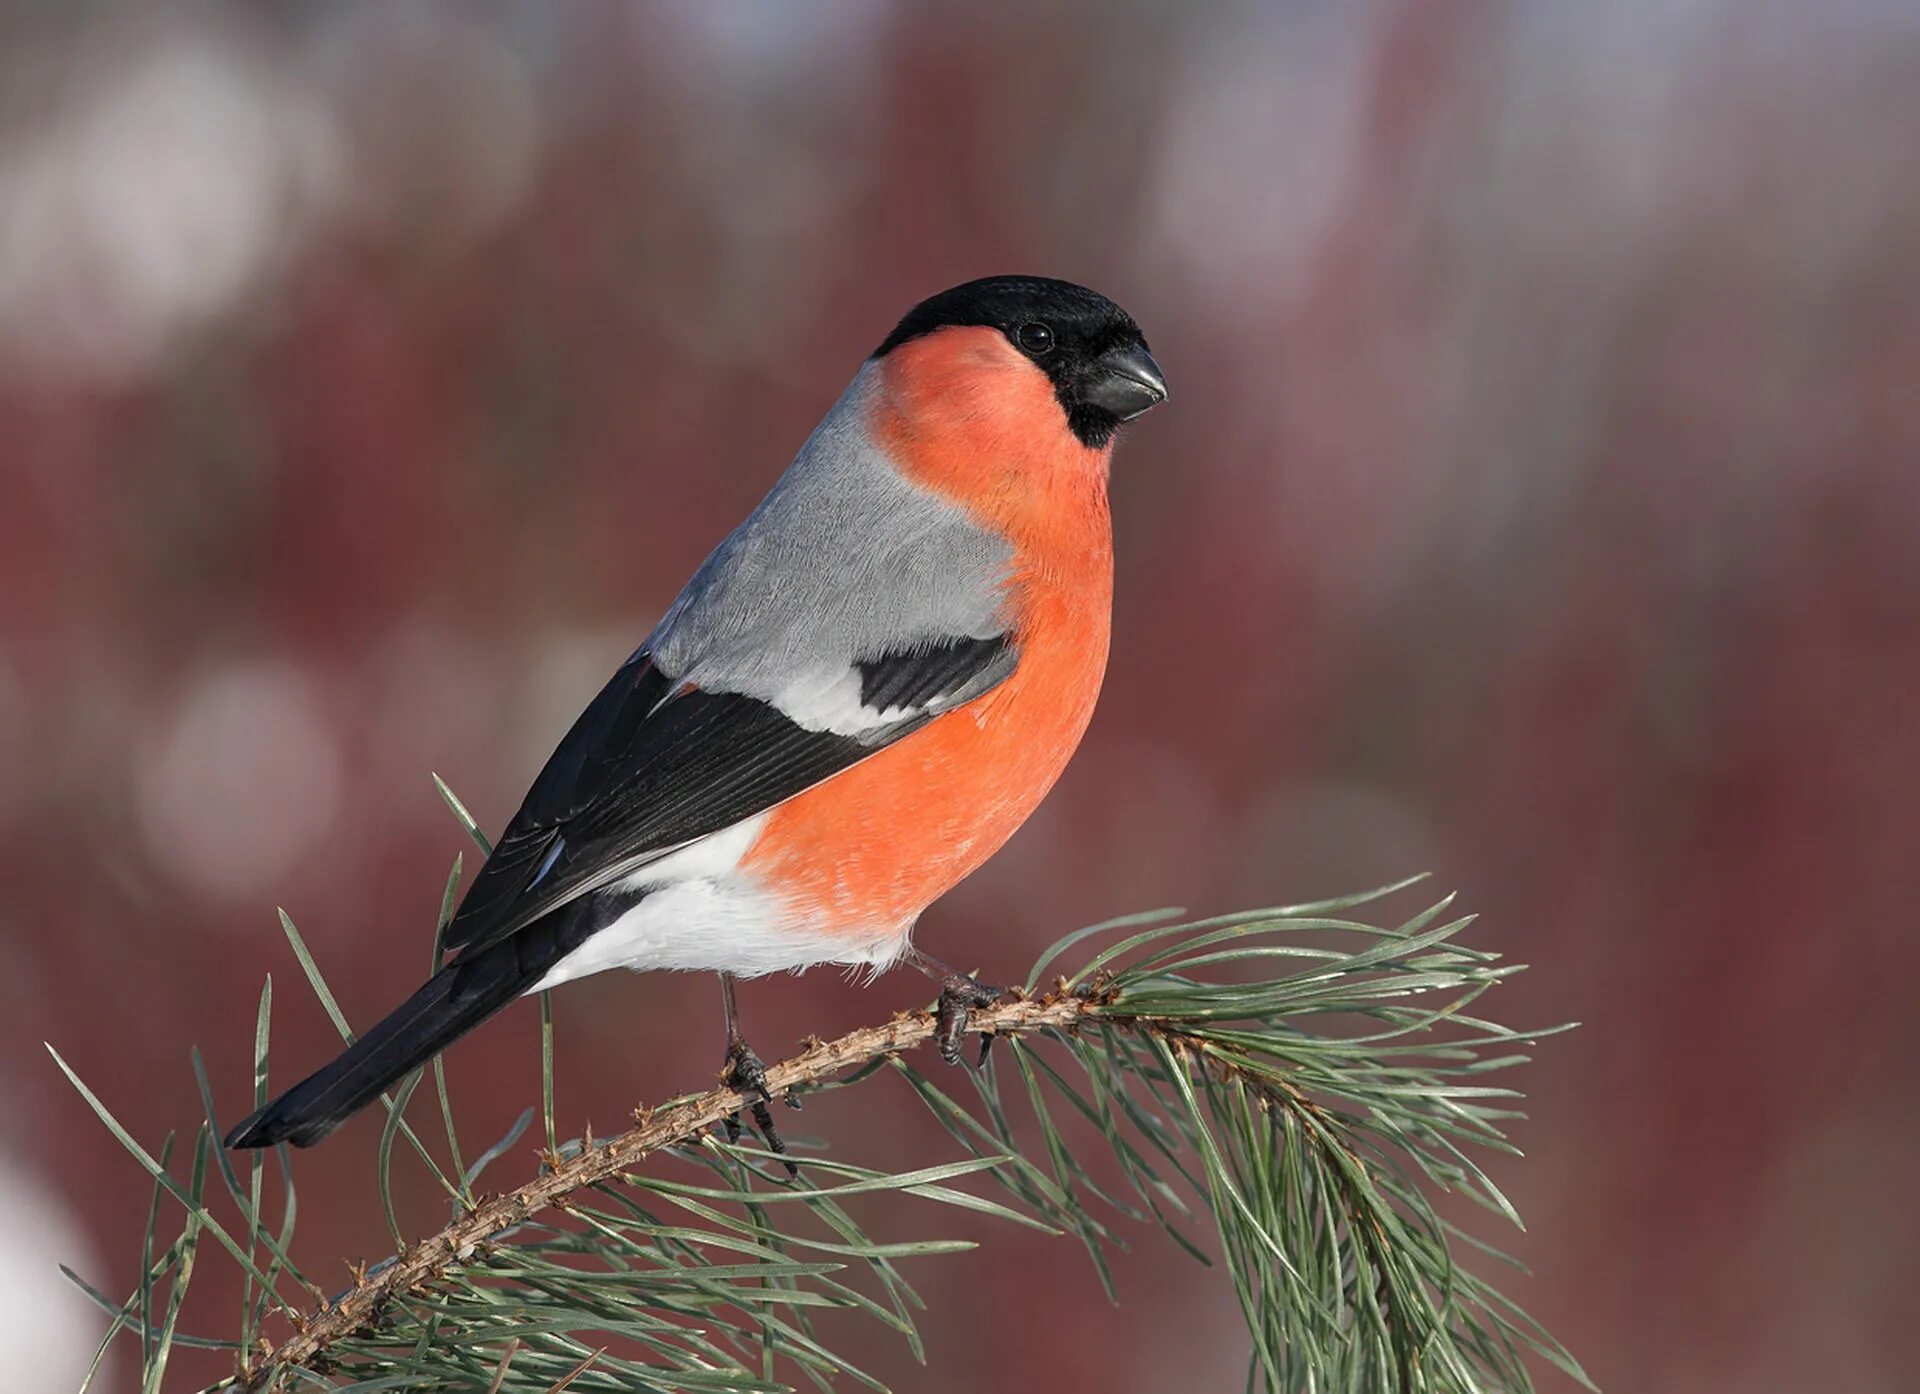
left=648, top=365, right=1016, bottom=720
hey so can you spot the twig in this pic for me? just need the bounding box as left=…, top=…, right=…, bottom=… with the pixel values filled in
left=239, top=988, right=1096, bottom=1388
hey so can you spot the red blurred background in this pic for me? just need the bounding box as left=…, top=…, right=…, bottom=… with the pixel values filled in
left=4, top=3, right=1917, bottom=1390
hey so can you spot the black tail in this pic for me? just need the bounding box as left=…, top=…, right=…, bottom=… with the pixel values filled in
left=224, top=936, right=546, bottom=1150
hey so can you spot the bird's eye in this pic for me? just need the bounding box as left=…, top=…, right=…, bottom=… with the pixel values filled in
left=1016, top=322, right=1055, bottom=355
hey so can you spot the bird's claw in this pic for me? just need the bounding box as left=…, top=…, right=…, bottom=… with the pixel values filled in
left=722, top=1040, right=798, bottom=1178
left=935, top=974, right=1006, bottom=1068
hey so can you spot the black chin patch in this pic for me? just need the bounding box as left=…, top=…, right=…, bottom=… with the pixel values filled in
left=1066, top=403, right=1121, bottom=450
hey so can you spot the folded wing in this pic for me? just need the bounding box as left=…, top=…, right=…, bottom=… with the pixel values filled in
left=440, top=633, right=1015, bottom=963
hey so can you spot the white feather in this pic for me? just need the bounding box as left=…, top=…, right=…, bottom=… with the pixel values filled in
left=525, top=813, right=907, bottom=991
left=769, top=667, right=914, bottom=735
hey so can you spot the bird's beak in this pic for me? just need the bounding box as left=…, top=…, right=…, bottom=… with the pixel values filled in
left=1080, top=341, right=1169, bottom=422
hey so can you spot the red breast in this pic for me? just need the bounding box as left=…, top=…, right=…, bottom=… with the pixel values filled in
left=742, top=326, right=1114, bottom=932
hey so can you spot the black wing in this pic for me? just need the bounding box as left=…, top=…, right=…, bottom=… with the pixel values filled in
left=440, top=635, right=1016, bottom=963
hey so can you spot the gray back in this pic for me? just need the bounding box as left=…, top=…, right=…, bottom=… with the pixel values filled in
left=648, top=363, right=1015, bottom=704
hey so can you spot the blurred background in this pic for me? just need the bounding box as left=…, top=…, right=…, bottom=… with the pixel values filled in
left=4, top=2, right=1917, bottom=1390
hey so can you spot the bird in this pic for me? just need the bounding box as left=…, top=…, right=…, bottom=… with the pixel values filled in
left=225, top=275, right=1167, bottom=1155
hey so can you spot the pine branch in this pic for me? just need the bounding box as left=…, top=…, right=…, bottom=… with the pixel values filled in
left=245, top=987, right=1096, bottom=1386
left=54, top=853, right=1594, bottom=1394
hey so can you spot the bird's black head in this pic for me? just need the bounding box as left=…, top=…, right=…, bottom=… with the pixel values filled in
left=874, top=275, right=1168, bottom=448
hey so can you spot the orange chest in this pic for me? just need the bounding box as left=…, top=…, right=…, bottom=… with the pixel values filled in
left=744, top=546, right=1113, bottom=931
left=744, top=329, right=1118, bottom=932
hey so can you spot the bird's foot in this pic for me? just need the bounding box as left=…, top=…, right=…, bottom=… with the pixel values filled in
left=934, top=974, right=1007, bottom=1068
left=722, top=1038, right=799, bottom=1178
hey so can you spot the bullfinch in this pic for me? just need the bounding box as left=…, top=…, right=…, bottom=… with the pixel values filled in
left=226, top=275, right=1167, bottom=1153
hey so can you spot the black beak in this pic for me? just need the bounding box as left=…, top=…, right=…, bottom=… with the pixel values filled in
left=1079, top=341, right=1168, bottom=422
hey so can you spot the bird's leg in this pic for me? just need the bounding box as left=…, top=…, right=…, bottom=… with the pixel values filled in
left=718, top=972, right=798, bottom=1178
left=903, top=947, right=1006, bottom=1067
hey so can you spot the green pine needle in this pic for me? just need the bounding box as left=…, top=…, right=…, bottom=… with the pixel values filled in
left=52, top=791, right=1588, bottom=1394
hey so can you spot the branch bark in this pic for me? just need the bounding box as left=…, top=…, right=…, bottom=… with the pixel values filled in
left=242, top=987, right=1098, bottom=1388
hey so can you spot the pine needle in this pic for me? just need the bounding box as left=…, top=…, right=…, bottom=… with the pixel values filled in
left=52, top=795, right=1586, bottom=1394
